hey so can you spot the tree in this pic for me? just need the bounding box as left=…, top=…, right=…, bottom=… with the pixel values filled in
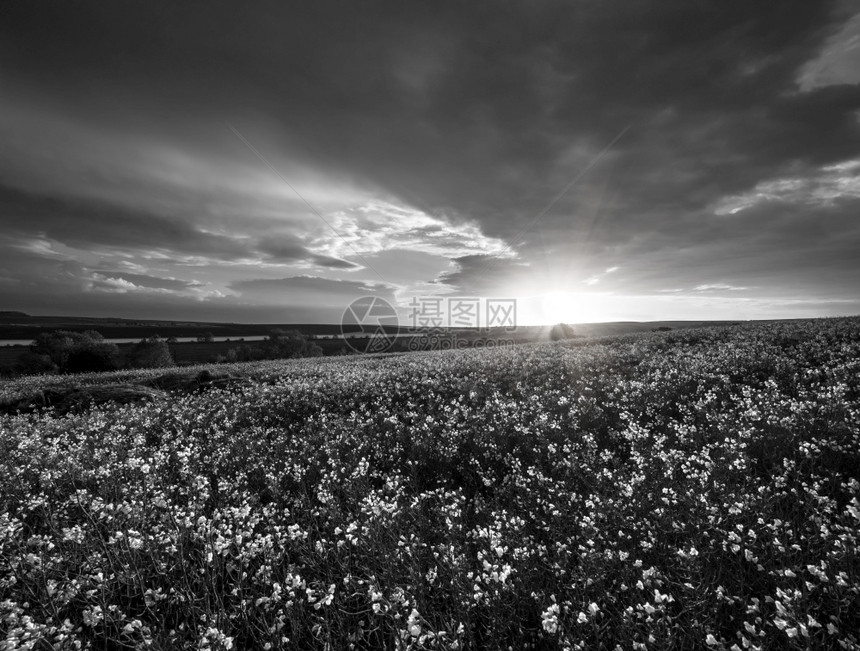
left=29, top=330, right=120, bottom=374
left=127, top=336, right=175, bottom=369
left=65, top=344, right=121, bottom=374
left=549, top=323, right=577, bottom=341
left=14, top=351, right=57, bottom=375
left=31, top=331, right=80, bottom=369
left=261, top=329, right=323, bottom=359
left=197, top=332, right=215, bottom=343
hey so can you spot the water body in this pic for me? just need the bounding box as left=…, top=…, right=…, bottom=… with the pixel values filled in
left=0, top=331, right=485, bottom=347
left=0, top=335, right=270, bottom=347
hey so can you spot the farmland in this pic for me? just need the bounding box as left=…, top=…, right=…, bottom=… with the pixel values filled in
left=1, top=318, right=859, bottom=650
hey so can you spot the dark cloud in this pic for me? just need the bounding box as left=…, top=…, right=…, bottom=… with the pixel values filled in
left=434, top=255, right=531, bottom=294
left=0, top=184, right=252, bottom=261
left=254, top=240, right=311, bottom=263
left=228, top=276, right=397, bottom=321
left=229, top=275, right=386, bottom=297
left=0, top=0, right=858, bottom=321
left=255, top=239, right=360, bottom=269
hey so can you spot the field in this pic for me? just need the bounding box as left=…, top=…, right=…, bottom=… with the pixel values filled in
left=1, top=319, right=859, bottom=650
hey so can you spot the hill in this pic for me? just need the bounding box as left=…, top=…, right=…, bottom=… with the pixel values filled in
left=0, top=317, right=858, bottom=648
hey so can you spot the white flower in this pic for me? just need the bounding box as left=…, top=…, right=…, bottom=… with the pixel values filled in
left=541, top=603, right=560, bottom=634
left=407, top=608, right=422, bottom=637
left=705, top=633, right=718, bottom=646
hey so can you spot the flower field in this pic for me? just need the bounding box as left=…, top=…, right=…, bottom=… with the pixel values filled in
left=1, top=319, right=859, bottom=650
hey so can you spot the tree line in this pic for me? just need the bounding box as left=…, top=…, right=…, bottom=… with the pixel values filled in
left=13, top=329, right=322, bottom=375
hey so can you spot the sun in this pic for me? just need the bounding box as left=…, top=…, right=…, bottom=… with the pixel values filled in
left=541, top=292, right=581, bottom=324
left=528, top=291, right=608, bottom=325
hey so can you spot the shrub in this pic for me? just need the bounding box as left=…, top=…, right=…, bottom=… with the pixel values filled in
left=127, top=337, right=175, bottom=369
left=549, top=323, right=576, bottom=341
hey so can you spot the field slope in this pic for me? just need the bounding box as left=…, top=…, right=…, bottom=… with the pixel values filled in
left=1, top=319, right=859, bottom=650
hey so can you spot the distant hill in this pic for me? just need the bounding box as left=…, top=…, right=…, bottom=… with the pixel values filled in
left=0, top=312, right=750, bottom=342
left=0, top=313, right=348, bottom=340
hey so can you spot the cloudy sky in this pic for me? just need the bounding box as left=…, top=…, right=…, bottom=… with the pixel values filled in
left=2, top=1, right=860, bottom=325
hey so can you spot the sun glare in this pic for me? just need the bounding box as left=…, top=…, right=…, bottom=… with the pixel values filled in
left=527, top=291, right=607, bottom=325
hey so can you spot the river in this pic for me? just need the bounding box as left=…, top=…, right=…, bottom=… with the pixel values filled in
left=0, top=336, right=271, bottom=347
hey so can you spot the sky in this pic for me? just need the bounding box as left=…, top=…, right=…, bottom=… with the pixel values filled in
left=1, top=0, right=860, bottom=325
